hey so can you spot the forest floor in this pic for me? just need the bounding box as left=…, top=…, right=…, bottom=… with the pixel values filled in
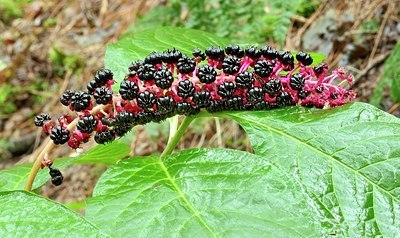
left=0, top=0, right=398, bottom=204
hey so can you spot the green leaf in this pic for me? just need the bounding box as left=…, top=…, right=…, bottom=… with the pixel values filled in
left=0, top=142, right=130, bottom=192
left=224, top=102, right=400, bottom=237
left=105, top=27, right=230, bottom=90
left=370, top=41, right=400, bottom=106
left=0, top=191, right=108, bottom=237
left=86, top=149, right=327, bottom=237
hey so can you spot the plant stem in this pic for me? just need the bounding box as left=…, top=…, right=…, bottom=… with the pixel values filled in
left=24, top=104, right=110, bottom=191
left=160, top=116, right=194, bottom=159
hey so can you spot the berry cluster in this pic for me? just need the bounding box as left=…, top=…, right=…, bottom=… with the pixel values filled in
left=35, top=45, right=355, bottom=152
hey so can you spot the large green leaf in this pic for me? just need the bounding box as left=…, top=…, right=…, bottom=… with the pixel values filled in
left=86, top=149, right=328, bottom=237
left=0, top=141, right=130, bottom=192
left=0, top=191, right=108, bottom=237
left=105, top=27, right=229, bottom=89
left=223, top=102, right=400, bottom=237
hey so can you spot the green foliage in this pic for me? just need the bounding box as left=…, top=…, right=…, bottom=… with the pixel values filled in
left=0, top=0, right=31, bottom=23
left=370, top=41, right=400, bottom=106
left=86, top=149, right=322, bottom=237
left=0, top=142, right=130, bottom=192
left=128, top=0, right=321, bottom=46
left=49, top=47, right=84, bottom=76
left=0, top=191, right=107, bottom=237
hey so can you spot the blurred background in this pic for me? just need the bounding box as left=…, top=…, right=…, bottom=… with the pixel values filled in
left=0, top=0, right=399, bottom=207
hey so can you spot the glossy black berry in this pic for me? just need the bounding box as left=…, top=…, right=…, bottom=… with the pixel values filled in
left=192, top=48, right=206, bottom=60
left=177, top=80, right=195, bottom=99
left=156, top=96, right=176, bottom=112
left=197, top=65, right=217, bottom=84
left=264, top=79, right=282, bottom=96
left=137, top=64, right=156, bottom=81
left=129, top=60, right=143, bottom=72
left=94, top=86, right=112, bottom=105
left=137, top=91, right=156, bottom=109
left=95, top=69, right=113, bottom=85
left=114, top=124, right=131, bottom=137
left=34, top=113, right=51, bottom=127
left=289, top=74, right=305, bottom=91
left=136, top=111, right=154, bottom=125
left=276, top=92, right=293, bottom=107
left=77, top=115, right=98, bottom=133
left=115, top=111, right=135, bottom=128
left=254, top=60, right=273, bottom=78
left=253, top=101, right=271, bottom=110
left=51, top=175, right=63, bottom=186
left=246, top=87, right=265, bottom=103
left=205, top=46, right=224, bottom=60
left=218, top=82, right=236, bottom=98
left=87, top=79, right=100, bottom=95
left=176, top=102, right=199, bottom=116
left=261, top=46, right=277, bottom=59
left=296, top=51, right=313, bottom=66
left=162, top=49, right=182, bottom=63
left=235, top=72, right=254, bottom=89
left=50, top=126, right=70, bottom=145
left=177, top=56, right=196, bottom=74
left=206, top=100, right=224, bottom=113
left=277, top=50, right=294, bottom=65
left=101, top=117, right=116, bottom=127
left=245, top=46, right=261, bottom=59
left=225, top=45, right=244, bottom=58
left=222, top=56, right=241, bottom=74
left=314, top=63, right=328, bottom=75
left=298, top=90, right=308, bottom=99
left=119, top=81, right=139, bottom=100
left=94, top=129, right=115, bottom=144
left=192, top=90, right=211, bottom=108
left=71, top=91, right=91, bottom=111
left=154, top=67, right=174, bottom=89
left=224, top=96, right=243, bottom=110
left=49, top=166, right=62, bottom=178
left=144, top=51, right=163, bottom=65
left=315, top=85, right=324, bottom=93
left=60, top=90, right=74, bottom=106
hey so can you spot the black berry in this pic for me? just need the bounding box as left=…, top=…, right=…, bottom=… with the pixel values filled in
left=206, top=100, right=224, bottom=113
left=218, top=82, right=236, bottom=98
left=235, top=72, right=254, bottom=89
left=51, top=175, right=63, bottom=186
left=296, top=51, right=313, bottom=66
left=264, top=79, right=282, bottom=96
left=261, top=46, right=277, bottom=59
left=197, top=65, right=217, bottom=84
left=60, top=90, right=74, bottom=106
left=49, top=166, right=62, bottom=178
left=314, top=63, right=328, bottom=75
left=94, top=129, right=115, bottom=144
left=144, top=51, right=163, bottom=65
left=224, top=96, right=243, bottom=110
left=192, top=90, right=212, bottom=108
left=71, top=91, right=91, bottom=111
left=119, top=81, right=139, bottom=100
left=136, top=111, right=154, bottom=125
left=94, top=86, right=112, bottom=105
left=137, top=91, right=156, bottom=109
left=222, top=56, right=241, bottom=74
left=277, top=50, right=294, bottom=65
left=77, top=115, right=98, bottom=133
left=115, top=111, right=135, bottom=128
left=94, top=69, right=113, bottom=85
left=246, top=87, right=265, bottom=103
left=289, top=74, right=305, bottom=91
left=245, top=46, right=261, bottom=59
left=137, top=64, right=156, bottom=81
left=129, top=60, right=143, bottom=72
left=34, top=113, right=51, bottom=127
left=162, top=49, right=182, bottom=64
left=276, top=92, right=293, bottom=107
left=298, top=90, right=308, bottom=99
left=50, top=126, right=70, bottom=145
left=192, top=48, right=206, bottom=60
left=87, top=79, right=100, bottom=95
left=176, top=102, right=199, bottom=116
left=225, top=45, right=244, bottom=58
left=205, top=46, right=224, bottom=60
left=177, top=56, right=196, bottom=74
left=156, top=96, right=176, bottom=113
left=154, top=67, right=174, bottom=89
left=254, top=60, right=273, bottom=78
left=177, top=80, right=195, bottom=99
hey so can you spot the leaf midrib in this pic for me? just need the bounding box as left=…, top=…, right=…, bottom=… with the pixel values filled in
left=233, top=114, right=400, bottom=204
left=156, top=158, right=218, bottom=237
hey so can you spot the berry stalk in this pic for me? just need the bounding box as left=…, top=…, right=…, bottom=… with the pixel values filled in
left=160, top=116, right=194, bottom=159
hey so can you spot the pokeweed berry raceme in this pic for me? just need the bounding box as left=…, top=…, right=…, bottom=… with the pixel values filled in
left=33, top=45, right=355, bottom=183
